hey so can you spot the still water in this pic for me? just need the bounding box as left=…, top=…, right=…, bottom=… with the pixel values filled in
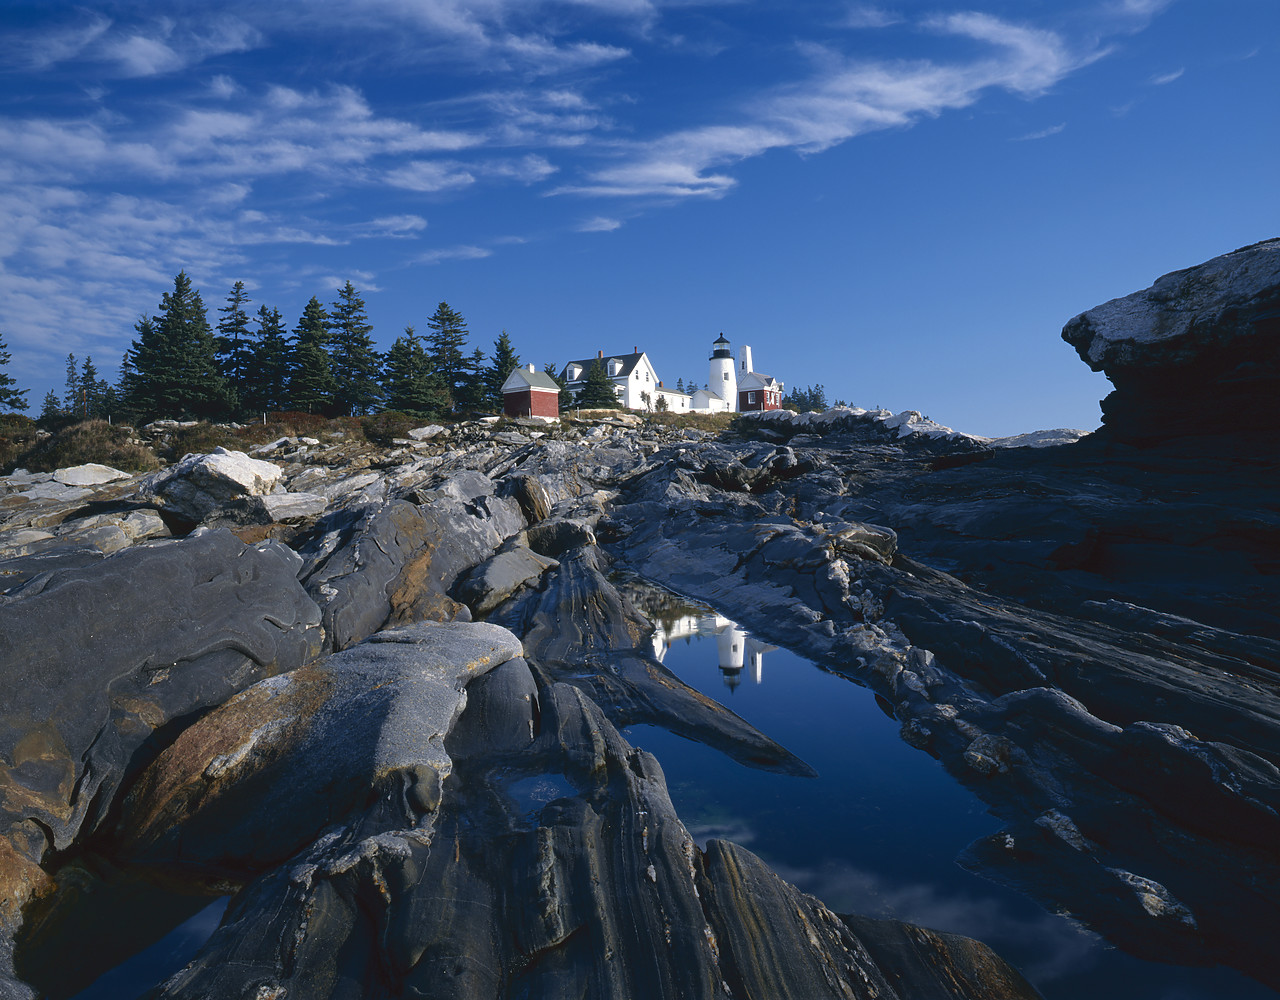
left=623, top=591, right=1277, bottom=1000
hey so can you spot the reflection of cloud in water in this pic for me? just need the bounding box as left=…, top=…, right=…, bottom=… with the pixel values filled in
left=684, top=819, right=756, bottom=848
left=767, top=859, right=1100, bottom=985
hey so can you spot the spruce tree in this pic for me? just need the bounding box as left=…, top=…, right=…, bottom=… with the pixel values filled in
left=575, top=359, right=621, bottom=409
left=383, top=326, right=449, bottom=415
left=485, top=331, right=521, bottom=410
left=63, top=353, right=79, bottom=413
left=79, top=356, right=106, bottom=419
left=545, top=362, right=575, bottom=411
left=454, top=347, right=489, bottom=413
left=329, top=281, right=384, bottom=415
left=0, top=333, right=28, bottom=412
left=127, top=271, right=229, bottom=420
left=287, top=296, right=336, bottom=414
left=38, top=389, right=61, bottom=421
left=424, top=302, right=469, bottom=408
left=216, top=280, right=253, bottom=409
left=247, top=305, right=290, bottom=413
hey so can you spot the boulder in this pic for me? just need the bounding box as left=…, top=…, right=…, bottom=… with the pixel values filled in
left=1062, top=238, right=1280, bottom=443
left=0, top=530, right=323, bottom=989
left=51, top=464, right=130, bottom=487
left=148, top=448, right=284, bottom=522
left=455, top=544, right=559, bottom=615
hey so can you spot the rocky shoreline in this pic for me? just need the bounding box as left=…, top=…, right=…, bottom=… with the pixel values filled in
left=2, top=240, right=1277, bottom=998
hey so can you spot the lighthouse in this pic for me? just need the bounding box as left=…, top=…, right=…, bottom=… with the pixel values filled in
left=709, top=333, right=737, bottom=411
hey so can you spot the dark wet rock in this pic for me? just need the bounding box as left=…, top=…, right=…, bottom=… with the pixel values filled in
left=490, top=543, right=816, bottom=777
left=1062, top=238, right=1280, bottom=445
left=503, top=472, right=552, bottom=524
left=299, top=486, right=524, bottom=651
left=0, top=530, right=322, bottom=993
left=104, top=622, right=522, bottom=884
left=838, top=913, right=1042, bottom=1000
left=132, top=657, right=1027, bottom=1000
left=525, top=516, right=595, bottom=556
left=455, top=543, right=559, bottom=616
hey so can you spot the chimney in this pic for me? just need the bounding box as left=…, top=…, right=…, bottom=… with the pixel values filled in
left=527, top=363, right=536, bottom=372
left=598, top=350, right=603, bottom=359
left=633, top=346, right=638, bottom=354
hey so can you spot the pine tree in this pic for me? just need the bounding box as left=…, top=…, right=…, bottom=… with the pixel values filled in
left=216, top=280, right=253, bottom=410
left=287, top=296, right=336, bottom=414
left=247, top=305, right=290, bottom=413
left=79, top=355, right=106, bottom=419
left=424, top=302, right=469, bottom=409
left=0, top=332, right=28, bottom=412
left=383, top=326, right=449, bottom=416
left=63, top=353, right=79, bottom=413
left=126, top=271, right=229, bottom=420
left=455, top=347, right=489, bottom=413
left=329, top=281, right=384, bottom=415
left=485, top=331, right=521, bottom=410
left=675, top=377, right=685, bottom=393
left=575, top=359, right=621, bottom=409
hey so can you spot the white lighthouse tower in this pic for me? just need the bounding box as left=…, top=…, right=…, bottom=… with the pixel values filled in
left=709, top=333, right=737, bottom=411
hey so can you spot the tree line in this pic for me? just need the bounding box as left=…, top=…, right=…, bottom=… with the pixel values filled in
left=20, top=272, right=540, bottom=425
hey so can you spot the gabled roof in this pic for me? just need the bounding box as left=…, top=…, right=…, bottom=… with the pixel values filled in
left=502, top=366, right=561, bottom=393
left=561, top=353, right=646, bottom=382
left=739, top=371, right=781, bottom=391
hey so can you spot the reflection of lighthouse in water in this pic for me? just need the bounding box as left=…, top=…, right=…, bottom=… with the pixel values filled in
left=650, top=612, right=777, bottom=690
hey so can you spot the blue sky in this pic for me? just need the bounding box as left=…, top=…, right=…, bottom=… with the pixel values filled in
left=1, top=0, right=1275, bottom=436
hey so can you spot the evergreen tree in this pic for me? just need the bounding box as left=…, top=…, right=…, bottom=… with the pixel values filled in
left=216, top=280, right=253, bottom=409
left=454, top=347, right=489, bottom=413
left=79, top=355, right=107, bottom=419
left=247, top=305, right=290, bottom=413
left=545, top=362, right=575, bottom=411
left=63, top=353, right=79, bottom=413
left=38, top=389, right=61, bottom=421
left=675, top=377, right=684, bottom=393
left=424, top=302, right=469, bottom=408
left=126, top=271, right=229, bottom=420
left=575, top=359, right=621, bottom=409
left=329, top=281, right=384, bottom=415
left=484, top=331, right=521, bottom=410
left=0, top=332, right=28, bottom=412
left=287, top=296, right=336, bottom=414
left=383, top=326, right=449, bottom=415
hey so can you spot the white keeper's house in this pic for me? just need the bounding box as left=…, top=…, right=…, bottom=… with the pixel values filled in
left=559, top=333, right=782, bottom=414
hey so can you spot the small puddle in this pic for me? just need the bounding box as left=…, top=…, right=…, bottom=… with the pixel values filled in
left=14, top=855, right=228, bottom=1000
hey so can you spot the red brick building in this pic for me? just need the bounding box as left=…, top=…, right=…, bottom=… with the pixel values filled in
left=502, top=364, right=561, bottom=419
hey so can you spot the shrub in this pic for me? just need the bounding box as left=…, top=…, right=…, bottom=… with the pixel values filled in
left=361, top=411, right=428, bottom=446
left=0, top=414, right=40, bottom=474
left=159, top=423, right=241, bottom=462
left=13, top=420, right=159, bottom=473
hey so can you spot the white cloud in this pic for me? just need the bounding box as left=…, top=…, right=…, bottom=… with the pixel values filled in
left=386, top=161, right=478, bottom=193
left=357, top=215, right=429, bottom=237
left=1011, top=122, right=1066, bottom=141
left=1148, top=67, right=1184, bottom=85
left=841, top=5, right=901, bottom=30
left=209, top=75, right=240, bottom=99
left=558, top=12, right=1100, bottom=198
left=415, top=245, right=493, bottom=265
left=0, top=13, right=112, bottom=71
left=577, top=216, right=623, bottom=231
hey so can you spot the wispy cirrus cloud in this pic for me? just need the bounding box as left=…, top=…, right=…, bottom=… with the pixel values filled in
left=414, top=245, right=493, bottom=265
left=556, top=12, right=1100, bottom=198
left=1148, top=67, right=1184, bottom=85
left=577, top=216, right=623, bottom=231
left=1011, top=122, right=1066, bottom=141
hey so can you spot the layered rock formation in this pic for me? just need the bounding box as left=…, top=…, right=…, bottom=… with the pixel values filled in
left=0, top=240, right=1275, bottom=999
left=1062, top=237, right=1280, bottom=444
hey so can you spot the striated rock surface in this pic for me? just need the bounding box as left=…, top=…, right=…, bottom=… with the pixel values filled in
left=1062, top=238, right=1280, bottom=444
